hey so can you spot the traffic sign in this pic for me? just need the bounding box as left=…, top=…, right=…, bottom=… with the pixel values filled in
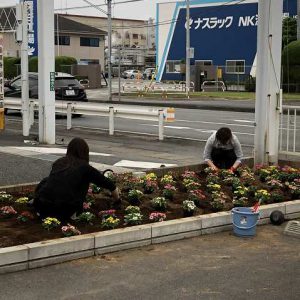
left=50, top=72, right=55, bottom=91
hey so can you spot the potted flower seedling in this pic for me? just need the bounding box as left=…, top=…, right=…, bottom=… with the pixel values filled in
left=17, top=211, right=35, bottom=223
left=285, top=181, right=300, bottom=199
left=206, top=173, right=220, bottom=184
left=61, top=224, right=81, bottom=237
left=0, top=192, right=13, bottom=203
left=151, top=196, right=167, bottom=211
left=266, top=179, right=284, bottom=190
left=271, top=190, right=284, bottom=203
left=183, top=179, right=201, bottom=191
left=83, top=202, right=91, bottom=210
left=124, top=206, right=143, bottom=225
left=42, top=217, right=61, bottom=231
left=232, top=196, right=248, bottom=207
left=182, top=170, right=198, bottom=180
left=188, top=189, right=206, bottom=207
left=160, top=174, right=175, bottom=185
left=15, top=197, right=29, bottom=204
left=210, top=191, right=227, bottom=211
left=99, top=210, right=120, bottom=229
left=101, top=216, right=120, bottom=229
left=77, top=212, right=95, bottom=224
left=182, top=200, right=196, bottom=217
left=233, top=186, right=249, bottom=199
left=206, top=183, right=221, bottom=192
left=162, top=184, right=177, bottom=200
left=143, top=179, right=158, bottom=194
left=149, top=212, right=167, bottom=222
left=90, top=183, right=102, bottom=194
left=255, top=189, right=271, bottom=204
left=0, top=206, right=17, bottom=218
left=128, top=189, right=143, bottom=205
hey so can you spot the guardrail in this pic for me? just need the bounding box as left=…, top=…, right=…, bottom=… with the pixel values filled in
left=122, top=81, right=195, bottom=98
left=4, top=98, right=174, bottom=141
left=279, top=105, right=300, bottom=156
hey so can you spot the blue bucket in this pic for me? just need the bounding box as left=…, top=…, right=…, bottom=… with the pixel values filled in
left=231, top=207, right=260, bottom=237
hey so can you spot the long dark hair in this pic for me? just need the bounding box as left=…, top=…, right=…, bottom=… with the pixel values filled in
left=216, top=127, right=232, bottom=145
left=66, top=138, right=89, bottom=163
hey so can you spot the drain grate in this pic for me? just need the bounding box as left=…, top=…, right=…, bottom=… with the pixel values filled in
left=283, top=221, right=300, bottom=238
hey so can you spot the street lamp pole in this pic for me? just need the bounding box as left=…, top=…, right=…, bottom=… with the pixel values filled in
left=107, top=0, right=112, bottom=101
left=186, top=0, right=190, bottom=99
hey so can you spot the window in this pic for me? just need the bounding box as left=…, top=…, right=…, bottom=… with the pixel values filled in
left=166, top=60, right=181, bottom=73
left=79, top=59, right=99, bottom=65
left=10, top=78, right=22, bottom=90
left=195, top=60, right=213, bottom=66
left=226, top=60, right=245, bottom=74
left=55, top=36, right=70, bottom=46
left=140, top=34, right=146, bottom=40
left=132, top=34, right=139, bottom=39
left=125, top=32, right=130, bottom=39
left=80, top=37, right=99, bottom=47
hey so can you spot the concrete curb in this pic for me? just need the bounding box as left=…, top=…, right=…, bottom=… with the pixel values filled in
left=0, top=199, right=299, bottom=274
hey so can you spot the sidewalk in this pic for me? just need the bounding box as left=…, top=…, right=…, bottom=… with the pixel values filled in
left=0, top=223, right=299, bottom=300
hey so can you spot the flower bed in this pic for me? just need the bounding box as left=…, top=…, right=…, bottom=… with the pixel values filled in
left=0, top=165, right=299, bottom=249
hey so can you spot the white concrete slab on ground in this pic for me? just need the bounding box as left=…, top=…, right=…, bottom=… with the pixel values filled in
left=90, top=162, right=133, bottom=173
left=114, top=160, right=177, bottom=169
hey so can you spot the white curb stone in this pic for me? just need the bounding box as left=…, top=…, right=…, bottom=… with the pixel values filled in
left=94, top=225, right=151, bottom=249
left=0, top=245, right=28, bottom=266
left=285, top=200, right=300, bottom=214
left=201, top=211, right=232, bottom=228
left=95, top=240, right=150, bottom=255
left=202, top=224, right=232, bottom=235
left=259, top=203, right=286, bottom=219
left=27, top=234, right=95, bottom=260
left=29, top=250, right=94, bottom=269
left=151, top=217, right=202, bottom=239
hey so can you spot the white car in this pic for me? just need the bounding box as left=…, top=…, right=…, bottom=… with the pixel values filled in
left=122, top=69, right=142, bottom=79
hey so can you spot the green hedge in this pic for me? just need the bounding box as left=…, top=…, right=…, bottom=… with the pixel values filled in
left=282, top=40, right=300, bottom=92
left=28, top=56, right=38, bottom=72
left=4, top=57, right=21, bottom=79
left=55, top=56, right=77, bottom=73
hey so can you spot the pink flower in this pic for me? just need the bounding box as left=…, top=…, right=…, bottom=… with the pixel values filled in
left=83, top=202, right=91, bottom=210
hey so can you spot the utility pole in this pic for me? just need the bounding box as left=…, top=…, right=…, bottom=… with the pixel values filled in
left=297, top=0, right=300, bottom=40
left=20, top=1, right=30, bottom=136
left=186, top=0, right=190, bottom=99
left=107, top=0, right=112, bottom=101
left=38, top=0, right=55, bottom=144
left=254, top=0, right=283, bottom=165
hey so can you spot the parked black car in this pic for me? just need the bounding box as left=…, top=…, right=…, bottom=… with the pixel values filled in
left=4, top=72, right=88, bottom=113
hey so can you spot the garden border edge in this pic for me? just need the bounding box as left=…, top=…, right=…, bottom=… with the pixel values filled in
left=1, top=199, right=299, bottom=274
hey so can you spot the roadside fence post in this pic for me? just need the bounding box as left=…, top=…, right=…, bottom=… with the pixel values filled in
left=158, top=109, right=164, bottom=141
left=109, top=106, right=114, bottom=135
left=67, top=103, right=72, bottom=130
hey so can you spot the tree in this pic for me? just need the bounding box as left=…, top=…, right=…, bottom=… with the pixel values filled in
left=282, top=17, right=297, bottom=49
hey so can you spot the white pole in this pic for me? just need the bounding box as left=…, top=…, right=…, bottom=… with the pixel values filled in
left=21, top=1, right=30, bottom=136
left=118, top=46, right=121, bottom=101
left=186, top=0, right=190, bottom=99
left=267, top=0, right=283, bottom=164
left=109, top=106, right=114, bottom=135
left=254, top=0, right=283, bottom=165
left=158, top=109, right=164, bottom=141
left=67, top=103, right=72, bottom=130
left=38, top=0, right=55, bottom=144
left=297, top=0, right=300, bottom=40
left=107, top=0, right=112, bottom=101
left=29, top=100, right=34, bottom=126
left=254, top=0, right=272, bottom=165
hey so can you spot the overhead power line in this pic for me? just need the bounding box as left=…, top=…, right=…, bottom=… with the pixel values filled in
left=54, top=0, right=144, bottom=11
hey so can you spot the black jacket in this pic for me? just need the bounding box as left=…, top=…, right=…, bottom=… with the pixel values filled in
left=34, top=156, right=116, bottom=219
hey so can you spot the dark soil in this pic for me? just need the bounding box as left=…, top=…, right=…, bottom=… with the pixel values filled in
left=0, top=169, right=298, bottom=248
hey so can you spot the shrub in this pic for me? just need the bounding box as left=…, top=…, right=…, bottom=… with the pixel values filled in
left=4, top=57, right=21, bottom=79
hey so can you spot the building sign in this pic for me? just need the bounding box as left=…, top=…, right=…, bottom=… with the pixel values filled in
left=0, top=34, right=3, bottom=102
left=25, top=0, right=38, bottom=56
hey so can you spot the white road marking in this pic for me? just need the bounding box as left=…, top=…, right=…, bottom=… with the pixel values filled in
left=7, top=147, right=114, bottom=157
left=114, top=160, right=177, bottom=169
left=175, top=119, right=255, bottom=128
left=234, top=119, right=254, bottom=123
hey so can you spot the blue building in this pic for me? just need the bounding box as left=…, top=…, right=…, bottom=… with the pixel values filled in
left=156, top=0, right=297, bottom=82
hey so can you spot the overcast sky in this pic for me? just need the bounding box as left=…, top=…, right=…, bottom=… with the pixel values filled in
left=1, top=0, right=172, bottom=20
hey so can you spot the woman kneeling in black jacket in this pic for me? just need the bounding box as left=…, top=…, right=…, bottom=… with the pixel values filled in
left=34, top=137, right=119, bottom=220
